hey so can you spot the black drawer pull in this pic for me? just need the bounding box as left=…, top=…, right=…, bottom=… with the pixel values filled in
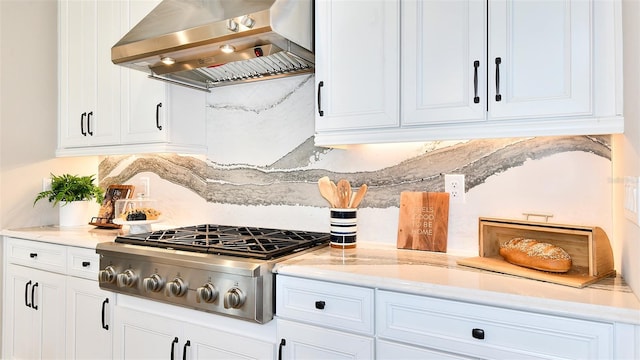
left=315, top=300, right=326, bottom=310
left=472, top=328, right=485, bottom=340
left=25, top=280, right=32, bottom=308
left=170, top=337, right=178, bottom=360
left=101, top=298, right=109, bottom=330
left=278, top=339, right=286, bottom=360
left=473, top=60, right=480, bottom=104
left=495, top=57, right=502, bottom=102
left=317, top=81, right=324, bottom=116
left=31, top=282, right=39, bottom=310
left=156, top=102, right=163, bottom=130
left=30, top=253, right=37, bottom=258
left=80, top=112, right=87, bottom=136
left=182, top=340, right=191, bottom=360
left=82, top=261, right=90, bottom=267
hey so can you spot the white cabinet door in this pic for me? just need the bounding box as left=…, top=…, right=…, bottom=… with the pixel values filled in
left=114, top=306, right=185, bottom=359
left=58, top=0, right=120, bottom=148
left=119, top=0, right=167, bottom=145
left=114, top=305, right=275, bottom=360
left=488, top=0, right=592, bottom=119
left=119, top=0, right=207, bottom=149
left=401, top=0, right=486, bottom=125
left=184, top=322, right=275, bottom=360
left=3, top=264, right=66, bottom=360
left=315, top=0, right=400, bottom=132
left=66, top=276, right=114, bottom=360
left=277, top=319, right=374, bottom=360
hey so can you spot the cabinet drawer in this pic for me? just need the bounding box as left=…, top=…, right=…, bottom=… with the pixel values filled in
left=67, top=246, right=100, bottom=280
left=377, top=290, right=613, bottom=359
left=5, top=237, right=66, bottom=273
left=276, top=275, right=374, bottom=335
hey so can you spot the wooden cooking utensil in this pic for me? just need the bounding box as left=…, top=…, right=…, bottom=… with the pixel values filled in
left=349, top=184, right=368, bottom=208
left=330, top=181, right=339, bottom=207
left=318, top=176, right=337, bottom=207
left=336, top=179, right=352, bottom=208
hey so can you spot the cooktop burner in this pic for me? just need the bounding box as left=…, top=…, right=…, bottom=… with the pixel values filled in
left=115, top=224, right=330, bottom=260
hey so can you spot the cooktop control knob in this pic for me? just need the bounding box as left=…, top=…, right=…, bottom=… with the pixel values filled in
left=142, top=274, right=164, bottom=293
left=98, top=266, right=116, bottom=283
left=224, top=288, right=246, bottom=309
left=196, top=283, right=218, bottom=303
left=165, top=278, right=187, bottom=297
left=116, top=269, right=137, bottom=288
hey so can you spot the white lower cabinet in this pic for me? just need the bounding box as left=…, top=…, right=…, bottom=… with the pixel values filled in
left=275, top=275, right=375, bottom=359
left=376, top=290, right=613, bottom=359
left=4, top=263, right=66, bottom=359
left=2, top=237, right=112, bottom=359
left=275, top=275, right=636, bottom=359
left=278, top=319, right=374, bottom=359
left=66, top=276, right=114, bottom=360
left=113, top=305, right=275, bottom=359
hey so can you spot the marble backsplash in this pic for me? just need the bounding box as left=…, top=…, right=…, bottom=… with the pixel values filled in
left=99, top=75, right=613, bottom=257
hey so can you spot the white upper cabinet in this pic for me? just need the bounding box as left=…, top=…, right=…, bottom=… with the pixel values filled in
left=58, top=0, right=121, bottom=149
left=488, top=0, right=591, bottom=119
left=57, top=0, right=207, bottom=157
left=314, top=0, right=623, bottom=146
left=314, top=0, right=400, bottom=132
left=401, top=0, right=486, bottom=125
left=118, top=0, right=207, bottom=152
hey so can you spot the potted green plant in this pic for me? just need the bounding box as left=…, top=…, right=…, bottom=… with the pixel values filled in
left=34, top=173, right=104, bottom=227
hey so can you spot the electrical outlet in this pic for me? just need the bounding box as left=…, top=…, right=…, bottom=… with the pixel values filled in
left=444, top=174, right=466, bottom=203
left=42, top=177, right=52, bottom=192
left=624, top=176, right=640, bottom=225
left=140, top=177, right=150, bottom=197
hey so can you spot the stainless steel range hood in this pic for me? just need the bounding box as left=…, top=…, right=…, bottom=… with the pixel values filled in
left=112, top=0, right=314, bottom=91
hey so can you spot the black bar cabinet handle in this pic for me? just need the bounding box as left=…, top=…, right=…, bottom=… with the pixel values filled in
left=24, top=280, right=32, bottom=308
left=156, top=102, right=163, bottom=130
left=170, top=337, right=178, bottom=360
left=473, top=60, right=480, bottom=104
left=182, top=340, right=191, bottom=360
left=278, top=339, right=286, bottom=360
left=31, top=282, right=39, bottom=310
left=472, top=328, right=485, bottom=340
left=495, top=57, right=502, bottom=102
left=30, top=252, right=37, bottom=258
left=317, top=81, right=324, bottom=116
left=80, top=112, right=87, bottom=136
left=101, top=298, right=109, bottom=330
left=87, top=111, right=93, bottom=136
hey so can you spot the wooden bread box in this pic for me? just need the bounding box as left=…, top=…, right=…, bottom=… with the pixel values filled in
left=457, top=217, right=615, bottom=288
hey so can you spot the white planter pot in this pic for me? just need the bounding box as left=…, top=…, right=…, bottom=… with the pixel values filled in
left=59, top=200, right=91, bottom=227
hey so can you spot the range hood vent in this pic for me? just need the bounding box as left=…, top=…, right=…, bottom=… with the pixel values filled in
left=112, top=0, right=314, bottom=91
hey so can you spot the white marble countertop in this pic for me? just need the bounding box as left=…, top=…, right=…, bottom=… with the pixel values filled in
left=3, top=227, right=638, bottom=325
left=274, top=242, right=640, bottom=325
left=2, top=225, right=119, bottom=249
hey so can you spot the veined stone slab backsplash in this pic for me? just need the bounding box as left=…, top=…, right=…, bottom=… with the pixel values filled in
left=98, top=75, right=614, bottom=256
left=99, top=135, right=610, bottom=209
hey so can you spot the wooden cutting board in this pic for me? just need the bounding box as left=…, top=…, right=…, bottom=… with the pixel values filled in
left=397, top=192, right=450, bottom=252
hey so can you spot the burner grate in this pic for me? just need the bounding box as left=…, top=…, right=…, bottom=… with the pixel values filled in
left=115, top=224, right=330, bottom=260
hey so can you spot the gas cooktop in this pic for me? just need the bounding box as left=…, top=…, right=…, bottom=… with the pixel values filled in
left=115, top=224, right=330, bottom=260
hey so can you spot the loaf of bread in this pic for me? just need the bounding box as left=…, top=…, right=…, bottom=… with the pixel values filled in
left=499, top=238, right=572, bottom=273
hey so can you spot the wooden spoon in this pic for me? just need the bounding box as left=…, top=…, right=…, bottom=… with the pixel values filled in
left=336, top=179, right=352, bottom=208
left=349, top=184, right=368, bottom=208
left=318, top=176, right=337, bottom=207
left=330, top=181, right=339, bottom=207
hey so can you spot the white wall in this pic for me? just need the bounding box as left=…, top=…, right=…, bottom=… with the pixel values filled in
left=614, top=0, right=640, bottom=298
left=0, top=0, right=98, bottom=230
